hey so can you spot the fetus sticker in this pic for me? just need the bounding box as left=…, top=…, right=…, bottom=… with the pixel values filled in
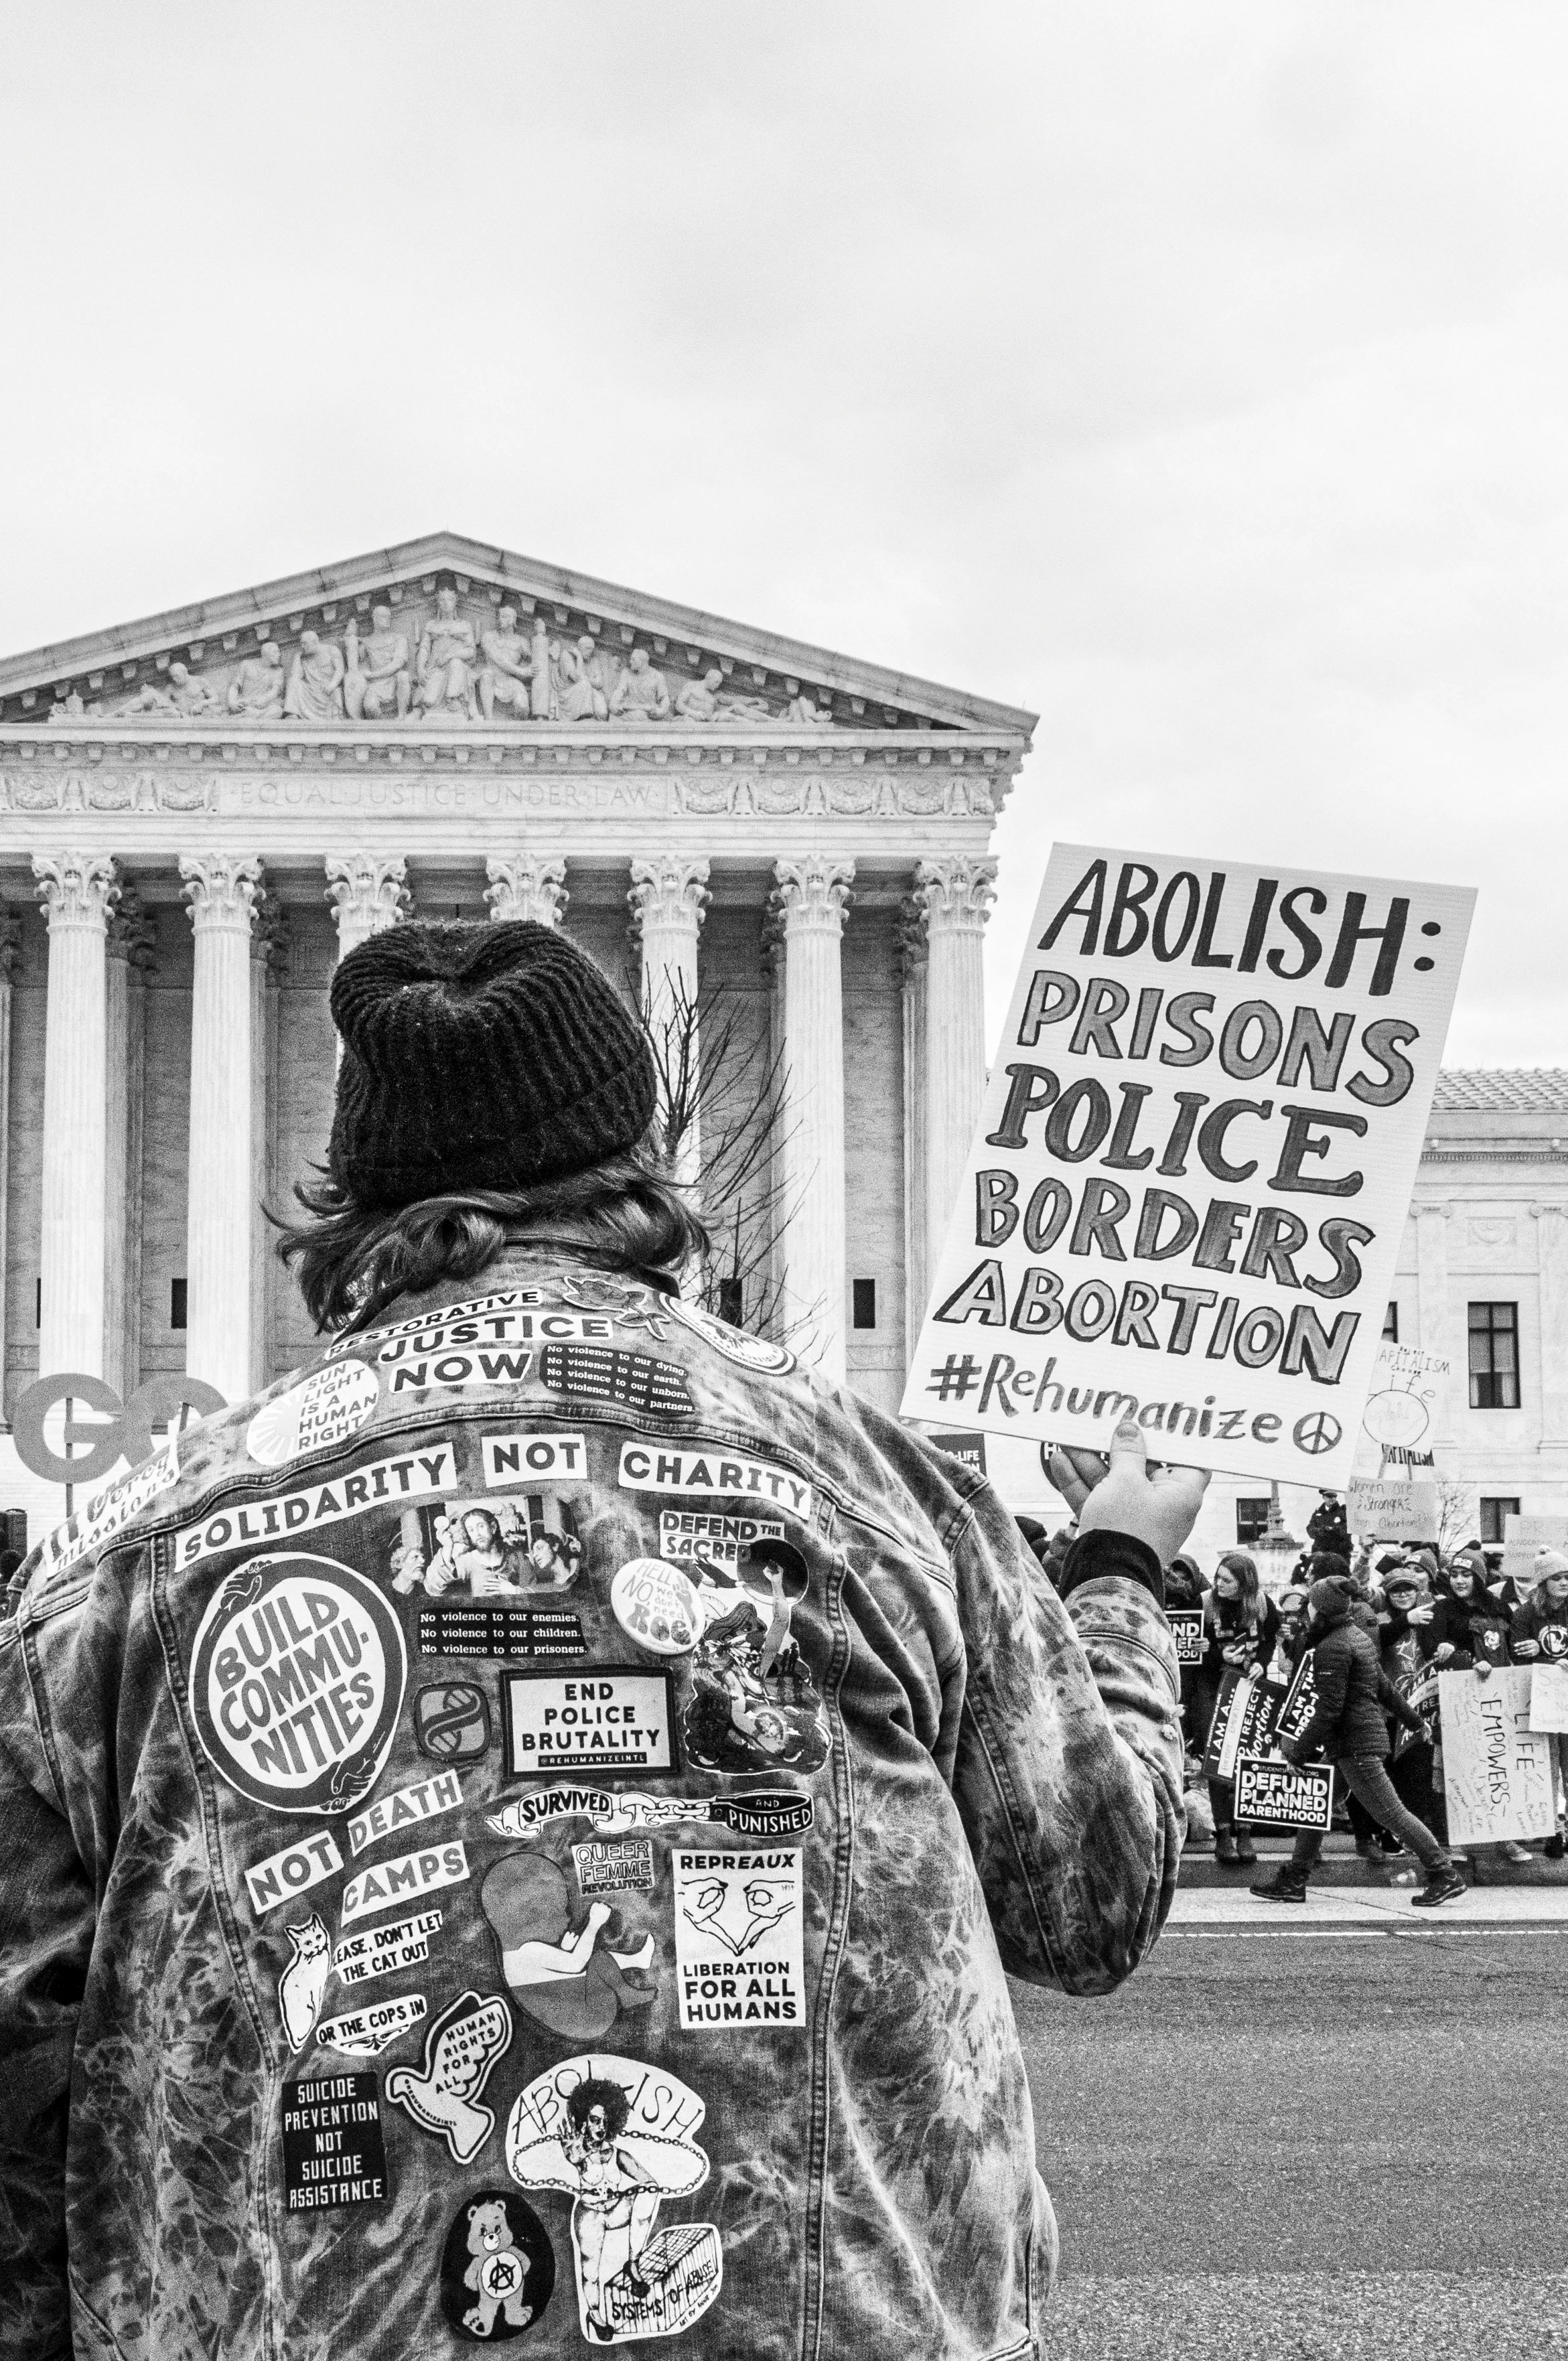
left=480, top=1853, right=657, bottom=2044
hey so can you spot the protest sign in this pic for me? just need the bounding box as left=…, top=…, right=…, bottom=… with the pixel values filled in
left=1234, top=1754, right=1335, bottom=1832
left=1502, top=1514, right=1568, bottom=1587
left=1167, top=1609, right=1205, bottom=1664
left=1204, top=1666, right=1289, bottom=1782
left=1528, top=1664, right=1568, bottom=1736
left=1438, top=1668, right=1558, bottom=1845
left=1347, top=1479, right=1437, bottom=1545
left=926, top=1430, right=987, bottom=1478
left=1360, top=1340, right=1448, bottom=1461
left=901, top=844, right=1473, bottom=1486
left=1273, top=1653, right=1318, bottom=1754
left=1393, top=1662, right=1440, bottom=1758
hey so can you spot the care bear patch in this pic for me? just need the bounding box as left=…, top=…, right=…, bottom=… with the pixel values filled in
left=439, top=2190, right=555, bottom=2342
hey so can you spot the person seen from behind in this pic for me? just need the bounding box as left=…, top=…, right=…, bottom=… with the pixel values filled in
left=1252, top=1575, right=1466, bottom=1908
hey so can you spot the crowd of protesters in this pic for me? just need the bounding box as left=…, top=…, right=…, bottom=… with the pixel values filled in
left=1018, top=1488, right=1568, bottom=1905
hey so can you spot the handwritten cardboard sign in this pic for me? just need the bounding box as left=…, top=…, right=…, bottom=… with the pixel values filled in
left=1528, top=1663, right=1568, bottom=1736
left=1347, top=1479, right=1438, bottom=1544
left=902, top=844, right=1472, bottom=1486
left=1439, top=1668, right=1558, bottom=1845
left=1502, top=1514, right=1568, bottom=1587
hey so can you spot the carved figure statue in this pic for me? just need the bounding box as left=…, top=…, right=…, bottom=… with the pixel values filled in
left=610, top=647, right=672, bottom=723
left=414, top=588, right=480, bottom=721
left=119, top=678, right=179, bottom=721
left=672, top=666, right=773, bottom=724
left=345, top=607, right=413, bottom=722
left=228, top=642, right=286, bottom=721
left=47, top=691, right=87, bottom=725
left=283, top=631, right=346, bottom=723
left=477, top=608, right=536, bottom=722
left=167, top=662, right=218, bottom=720
left=784, top=691, right=830, bottom=723
left=551, top=635, right=612, bottom=723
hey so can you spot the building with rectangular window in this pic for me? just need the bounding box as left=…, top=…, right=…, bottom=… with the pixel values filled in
left=1184, top=1069, right=1568, bottom=1561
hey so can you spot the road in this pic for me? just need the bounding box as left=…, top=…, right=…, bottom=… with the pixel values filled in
left=1013, top=1895, right=1568, bottom=2360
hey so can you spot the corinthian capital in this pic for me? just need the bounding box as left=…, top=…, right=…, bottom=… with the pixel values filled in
left=324, top=853, right=411, bottom=942
left=32, top=851, right=119, bottom=932
left=915, top=856, right=998, bottom=935
left=106, top=882, right=159, bottom=973
left=486, top=855, right=569, bottom=927
left=771, top=855, right=854, bottom=937
left=628, top=857, right=711, bottom=939
left=180, top=853, right=263, bottom=933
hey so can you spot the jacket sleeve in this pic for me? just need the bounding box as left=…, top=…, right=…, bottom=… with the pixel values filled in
left=947, top=1496, right=1185, bottom=1998
left=0, top=1614, right=96, bottom=2360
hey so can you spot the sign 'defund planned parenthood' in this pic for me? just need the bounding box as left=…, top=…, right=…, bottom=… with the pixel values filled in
left=901, top=845, right=1473, bottom=1487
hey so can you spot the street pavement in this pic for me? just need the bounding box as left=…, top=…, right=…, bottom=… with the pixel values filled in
left=1013, top=1905, right=1568, bottom=2360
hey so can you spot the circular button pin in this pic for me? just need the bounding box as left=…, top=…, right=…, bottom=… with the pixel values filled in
left=610, top=1557, right=702, bottom=1654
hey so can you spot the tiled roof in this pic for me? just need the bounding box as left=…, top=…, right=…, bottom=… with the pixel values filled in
left=1431, top=1070, right=1568, bottom=1113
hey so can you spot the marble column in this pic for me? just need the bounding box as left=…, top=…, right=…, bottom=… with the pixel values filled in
left=33, top=853, right=119, bottom=1378
left=486, top=856, right=569, bottom=926
left=1413, top=1202, right=1455, bottom=1445
left=762, top=909, right=787, bottom=1320
left=1533, top=1204, right=1568, bottom=1445
left=325, top=854, right=411, bottom=958
left=916, top=856, right=997, bottom=1289
left=0, top=912, right=20, bottom=1419
left=181, top=855, right=262, bottom=1403
left=250, top=899, right=289, bottom=1392
left=103, top=887, right=155, bottom=1400
left=773, top=856, right=853, bottom=1382
left=899, top=898, right=930, bottom=1354
left=628, top=859, right=710, bottom=1186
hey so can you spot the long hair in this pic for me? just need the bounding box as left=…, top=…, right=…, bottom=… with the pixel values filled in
left=1213, top=1550, right=1263, bottom=1627
left=272, top=1147, right=709, bottom=1337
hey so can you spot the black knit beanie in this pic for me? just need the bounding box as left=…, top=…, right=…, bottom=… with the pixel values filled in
left=328, top=920, right=656, bottom=1210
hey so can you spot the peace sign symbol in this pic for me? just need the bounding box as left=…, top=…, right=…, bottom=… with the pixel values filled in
left=1293, top=1411, right=1343, bottom=1455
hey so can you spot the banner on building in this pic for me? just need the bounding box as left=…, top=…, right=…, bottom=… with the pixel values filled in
left=1439, top=1668, right=1558, bottom=1845
left=901, top=844, right=1474, bottom=1486
left=1234, top=1753, right=1335, bottom=1831
left=1347, top=1479, right=1437, bottom=1545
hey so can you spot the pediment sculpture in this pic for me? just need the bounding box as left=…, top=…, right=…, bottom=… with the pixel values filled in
left=31, top=584, right=902, bottom=733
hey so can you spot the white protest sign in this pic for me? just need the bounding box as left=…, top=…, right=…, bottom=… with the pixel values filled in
left=1361, top=1340, right=1449, bottom=1459
left=1438, top=1668, right=1558, bottom=1845
left=1502, top=1514, right=1568, bottom=1587
left=902, top=844, right=1473, bottom=1486
left=1347, top=1479, right=1438, bottom=1544
left=1528, top=1664, right=1568, bottom=1736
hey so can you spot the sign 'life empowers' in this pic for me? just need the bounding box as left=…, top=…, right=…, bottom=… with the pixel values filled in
left=902, top=845, right=1473, bottom=1487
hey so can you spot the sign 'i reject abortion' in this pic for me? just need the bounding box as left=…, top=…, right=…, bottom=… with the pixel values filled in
left=901, top=845, right=1474, bottom=1488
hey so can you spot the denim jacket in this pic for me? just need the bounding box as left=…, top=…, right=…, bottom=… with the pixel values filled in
left=0, top=1246, right=1183, bottom=2360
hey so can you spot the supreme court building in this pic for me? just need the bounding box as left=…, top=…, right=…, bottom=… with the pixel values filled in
left=0, top=531, right=1034, bottom=1518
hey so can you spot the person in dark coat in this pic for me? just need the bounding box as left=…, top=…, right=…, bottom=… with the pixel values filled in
left=1307, top=1492, right=1350, bottom=1558
left=1252, top=1576, right=1464, bottom=1908
left=1419, top=1562, right=1511, bottom=1672
left=1164, top=1553, right=1208, bottom=1768
left=1510, top=1549, right=1568, bottom=1859
left=1198, top=1553, right=1279, bottom=1867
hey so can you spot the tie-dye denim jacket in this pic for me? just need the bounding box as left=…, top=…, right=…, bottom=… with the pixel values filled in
left=0, top=1247, right=1182, bottom=2360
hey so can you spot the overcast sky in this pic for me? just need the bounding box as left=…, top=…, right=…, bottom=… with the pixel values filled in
left=1, top=3, right=1563, bottom=1067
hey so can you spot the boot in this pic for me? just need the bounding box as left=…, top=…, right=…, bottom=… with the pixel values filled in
left=1251, top=1865, right=1308, bottom=1904
left=1214, top=1828, right=1239, bottom=1865
left=1233, top=1829, right=1257, bottom=1865
left=1354, top=1839, right=1381, bottom=1861
left=1411, top=1865, right=1468, bottom=1909
left=1544, top=1832, right=1565, bottom=1861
